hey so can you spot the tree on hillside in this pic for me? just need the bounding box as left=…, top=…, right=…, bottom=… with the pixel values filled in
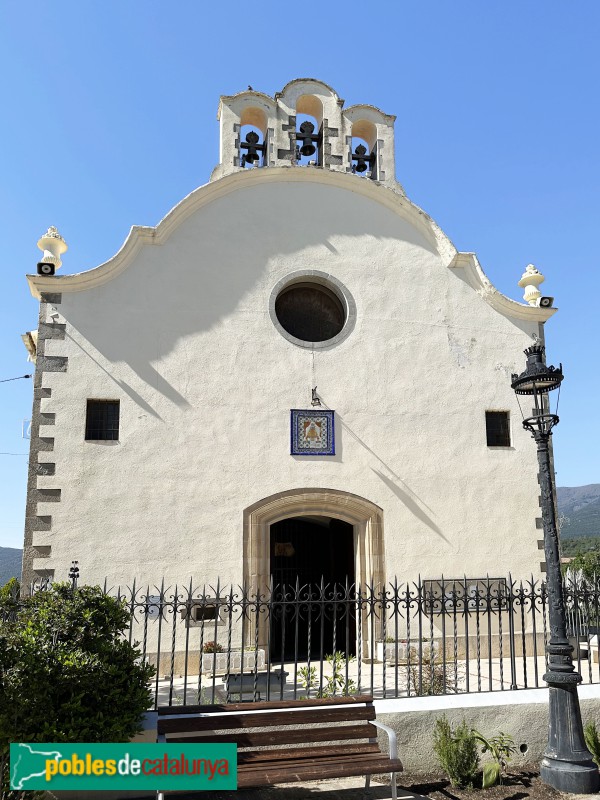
left=562, top=538, right=600, bottom=559
left=566, top=549, right=600, bottom=584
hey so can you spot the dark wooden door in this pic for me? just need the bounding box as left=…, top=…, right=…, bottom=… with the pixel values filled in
left=269, top=517, right=356, bottom=661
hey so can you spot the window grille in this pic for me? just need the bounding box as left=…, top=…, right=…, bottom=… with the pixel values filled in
left=485, top=410, right=510, bottom=447
left=85, top=400, right=120, bottom=441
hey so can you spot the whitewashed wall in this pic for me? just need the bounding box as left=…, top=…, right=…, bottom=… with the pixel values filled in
left=26, top=168, right=550, bottom=588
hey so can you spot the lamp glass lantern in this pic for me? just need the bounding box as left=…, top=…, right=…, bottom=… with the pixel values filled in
left=510, top=345, right=563, bottom=435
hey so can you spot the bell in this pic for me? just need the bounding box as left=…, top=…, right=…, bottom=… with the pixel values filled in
left=243, top=131, right=260, bottom=165
left=353, top=144, right=369, bottom=173
left=299, top=121, right=316, bottom=157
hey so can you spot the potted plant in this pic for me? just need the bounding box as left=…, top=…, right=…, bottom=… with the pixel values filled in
left=201, top=642, right=266, bottom=675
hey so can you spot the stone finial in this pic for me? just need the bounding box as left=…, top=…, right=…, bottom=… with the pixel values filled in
left=37, top=226, right=68, bottom=270
left=518, top=263, right=545, bottom=306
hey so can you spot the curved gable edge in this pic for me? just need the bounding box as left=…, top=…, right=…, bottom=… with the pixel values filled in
left=27, top=168, right=450, bottom=298
left=449, top=252, right=557, bottom=323
left=26, top=169, right=556, bottom=329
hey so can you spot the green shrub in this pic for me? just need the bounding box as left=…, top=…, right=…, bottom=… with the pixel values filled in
left=472, top=729, right=516, bottom=787
left=298, top=652, right=357, bottom=698
left=409, top=654, right=463, bottom=696
left=584, top=721, right=600, bottom=766
left=0, top=583, right=155, bottom=799
left=433, top=715, right=480, bottom=788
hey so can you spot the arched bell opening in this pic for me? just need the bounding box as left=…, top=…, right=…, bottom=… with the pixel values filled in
left=296, top=93, right=324, bottom=125
left=295, top=94, right=323, bottom=167
left=239, top=107, right=268, bottom=168
left=351, top=120, right=377, bottom=178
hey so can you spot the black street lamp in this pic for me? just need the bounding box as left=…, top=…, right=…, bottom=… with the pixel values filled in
left=511, top=344, right=599, bottom=794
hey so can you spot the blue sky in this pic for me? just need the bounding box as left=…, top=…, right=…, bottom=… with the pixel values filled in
left=1, top=2, right=599, bottom=549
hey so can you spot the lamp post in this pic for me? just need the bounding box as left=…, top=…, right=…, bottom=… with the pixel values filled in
left=511, top=344, right=599, bottom=794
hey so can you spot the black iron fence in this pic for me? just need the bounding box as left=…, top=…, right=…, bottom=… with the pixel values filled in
left=6, top=575, right=600, bottom=708
left=110, top=575, right=600, bottom=707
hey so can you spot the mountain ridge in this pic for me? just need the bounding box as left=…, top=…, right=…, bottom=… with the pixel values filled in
left=557, top=484, right=600, bottom=539
left=0, top=547, right=23, bottom=585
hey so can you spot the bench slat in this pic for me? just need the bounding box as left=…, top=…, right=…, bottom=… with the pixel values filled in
left=158, top=694, right=373, bottom=715
left=237, top=756, right=404, bottom=788
left=159, top=756, right=403, bottom=798
left=158, top=704, right=375, bottom=734
left=239, top=742, right=381, bottom=763
left=167, top=722, right=377, bottom=747
left=240, top=751, right=386, bottom=774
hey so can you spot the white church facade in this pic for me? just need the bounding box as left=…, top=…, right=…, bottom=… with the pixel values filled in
left=22, top=79, right=556, bottom=593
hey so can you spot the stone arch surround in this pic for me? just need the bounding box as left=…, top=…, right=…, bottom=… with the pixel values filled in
left=243, top=488, right=385, bottom=594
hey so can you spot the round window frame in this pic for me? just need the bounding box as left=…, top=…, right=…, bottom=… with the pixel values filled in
left=269, top=271, right=357, bottom=350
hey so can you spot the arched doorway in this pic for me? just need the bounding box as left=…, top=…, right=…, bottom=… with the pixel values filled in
left=269, top=515, right=356, bottom=660
left=243, top=489, right=385, bottom=653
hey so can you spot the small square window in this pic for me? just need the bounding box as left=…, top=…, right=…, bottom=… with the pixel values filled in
left=485, top=411, right=510, bottom=447
left=179, top=599, right=225, bottom=628
left=85, top=400, right=120, bottom=441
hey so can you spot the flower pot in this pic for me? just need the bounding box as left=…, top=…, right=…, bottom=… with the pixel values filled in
left=222, top=669, right=288, bottom=700
left=376, top=640, right=438, bottom=664
left=376, top=641, right=409, bottom=663
left=201, top=648, right=265, bottom=675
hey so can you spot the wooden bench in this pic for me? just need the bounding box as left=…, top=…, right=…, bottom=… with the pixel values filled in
left=157, top=694, right=402, bottom=798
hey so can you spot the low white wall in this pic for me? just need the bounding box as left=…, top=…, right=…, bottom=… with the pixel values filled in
left=375, top=684, right=600, bottom=774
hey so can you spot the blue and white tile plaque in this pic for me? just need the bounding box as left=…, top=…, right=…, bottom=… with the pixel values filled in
left=290, top=409, right=335, bottom=456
